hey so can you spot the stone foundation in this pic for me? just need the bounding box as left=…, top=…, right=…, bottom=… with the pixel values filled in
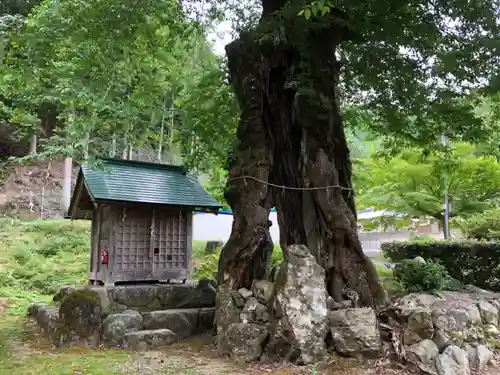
left=28, top=280, right=217, bottom=349
left=215, top=246, right=500, bottom=373
left=380, top=290, right=500, bottom=374
left=215, top=244, right=381, bottom=365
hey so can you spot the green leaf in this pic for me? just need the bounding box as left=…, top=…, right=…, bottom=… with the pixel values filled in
left=304, top=8, right=311, bottom=20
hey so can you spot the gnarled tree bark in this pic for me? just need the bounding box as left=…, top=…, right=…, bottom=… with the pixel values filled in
left=218, top=0, right=388, bottom=308
left=217, top=35, right=274, bottom=290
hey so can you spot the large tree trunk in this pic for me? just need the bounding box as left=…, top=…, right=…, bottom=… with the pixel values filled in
left=217, top=35, right=274, bottom=290
left=218, top=1, right=387, bottom=308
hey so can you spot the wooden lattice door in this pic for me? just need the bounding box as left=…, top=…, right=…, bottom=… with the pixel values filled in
left=113, top=207, right=153, bottom=281
left=152, top=208, right=189, bottom=279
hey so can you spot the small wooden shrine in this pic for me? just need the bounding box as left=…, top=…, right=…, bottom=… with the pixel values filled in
left=67, top=158, right=221, bottom=285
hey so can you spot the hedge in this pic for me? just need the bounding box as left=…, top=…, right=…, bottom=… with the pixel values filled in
left=381, top=240, right=500, bottom=292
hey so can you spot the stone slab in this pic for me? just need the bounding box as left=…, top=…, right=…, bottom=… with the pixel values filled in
left=124, top=329, right=177, bottom=350
left=142, top=308, right=215, bottom=339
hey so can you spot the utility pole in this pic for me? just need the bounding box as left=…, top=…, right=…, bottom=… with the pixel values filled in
left=441, top=133, right=450, bottom=239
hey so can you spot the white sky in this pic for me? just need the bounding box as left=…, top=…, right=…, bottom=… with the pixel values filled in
left=208, top=20, right=233, bottom=56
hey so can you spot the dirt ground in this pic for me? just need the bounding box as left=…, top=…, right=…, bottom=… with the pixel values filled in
left=0, top=160, right=78, bottom=220
left=1, top=312, right=500, bottom=375
left=115, top=338, right=500, bottom=375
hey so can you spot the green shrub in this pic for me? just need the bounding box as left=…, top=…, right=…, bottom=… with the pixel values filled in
left=191, top=244, right=284, bottom=282
left=0, top=220, right=90, bottom=299
left=456, top=209, right=500, bottom=240
left=0, top=268, right=16, bottom=288
left=393, top=258, right=453, bottom=292
left=270, top=245, right=283, bottom=268
left=191, top=240, right=207, bottom=259
left=191, top=249, right=220, bottom=281
left=375, top=264, right=393, bottom=279
left=382, top=240, right=500, bottom=291
left=11, top=247, right=33, bottom=265
left=37, top=235, right=89, bottom=257
left=410, top=235, right=434, bottom=242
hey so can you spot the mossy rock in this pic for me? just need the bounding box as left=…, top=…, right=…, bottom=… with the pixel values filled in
left=487, top=338, right=500, bottom=349
left=57, top=289, right=102, bottom=346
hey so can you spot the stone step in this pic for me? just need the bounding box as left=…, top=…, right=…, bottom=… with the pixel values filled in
left=124, top=329, right=177, bottom=350
left=141, top=307, right=214, bottom=339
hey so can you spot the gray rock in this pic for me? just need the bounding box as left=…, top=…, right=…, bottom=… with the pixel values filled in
left=408, top=339, right=439, bottom=366
left=483, top=324, right=499, bottom=338
left=101, top=310, right=143, bottom=346
left=231, top=290, right=245, bottom=308
left=109, top=285, right=160, bottom=309
left=53, top=286, right=75, bottom=302
left=490, top=299, right=500, bottom=310
left=156, top=284, right=197, bottom=309
left=395, top=293, right=483, bottom=326
left=238, top=288, right=253, bottom=300
left=88, top=286, right=126, bottom=315
left=142, top=308, right=202, bottom=339
left=267, top=244, right=328, bottom=364
left=403, top=310, right=434, bottom=345
left=240, top=297, right=259, bottom=323
left=252, top=280, right=273, bottom=305
left=108, top=284, right=199, bottom=311
left=463, top=325, right=485, bottom=344
left=215, top=286, right=244, bottom=355
left=432, top=308, right=475, bottom=332
left=36, top=306, right=60, bottom=335
left=124, top=329, right=177, bottom=350
left=255, top=303, right=270, bottom=323
left=478, top=300, right=498, bottom=325
left=27, top=301, right=48, bottom=317
left=328, top=308, right=381, bottom=357
left=58, top=289, right=102, bottom=346
left=197, top=307, right=215, bottom=334
left=218, top=323, right=268, bottom=363
left=433, top=329, right=454, bottom=353
left=467, top=344, right=494, bottom=370
left=176, top=279, right=217, bottom=309
left=435, top=345, right=470, bottom=375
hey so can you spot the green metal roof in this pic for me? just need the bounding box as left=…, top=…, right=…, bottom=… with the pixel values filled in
left=77, top=158, right=222, bottom=209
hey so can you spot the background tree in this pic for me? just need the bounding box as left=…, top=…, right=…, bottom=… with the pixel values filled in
left=457, top=208, right=500, bottom=240
left=357, top=143, right=500, bottom=234
left=0, top=0, right=236, bottom=170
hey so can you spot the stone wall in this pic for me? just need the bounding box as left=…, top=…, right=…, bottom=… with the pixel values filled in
left=214, top=245, right=499, bottom=374
left=28, top=280, right=217, bottom=349
left=380, top=289, right=500, bottom=374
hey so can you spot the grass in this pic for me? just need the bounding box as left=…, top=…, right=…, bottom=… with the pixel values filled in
left=0, top=218, right=397, bottom=375
left=0, top=219, right=218, bottom=374
left=0, top=316, right=134, bottom=375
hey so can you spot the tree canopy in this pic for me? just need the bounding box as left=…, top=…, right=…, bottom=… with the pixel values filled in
left=356, top=143, right=500, bottom=222
left=0, top=0, right=237, bottom=176
left=200, top=0, right=500, bottom=142
left=1, top=0, right=499, bottom=161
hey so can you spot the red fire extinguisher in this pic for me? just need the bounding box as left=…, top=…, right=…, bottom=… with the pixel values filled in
left=101, top=249, right=109, bottom=265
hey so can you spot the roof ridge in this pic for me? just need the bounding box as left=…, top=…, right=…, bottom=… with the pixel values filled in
left=98, top=157, right=186, bottom=173
left=71, top=158, right=222, bottom=211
